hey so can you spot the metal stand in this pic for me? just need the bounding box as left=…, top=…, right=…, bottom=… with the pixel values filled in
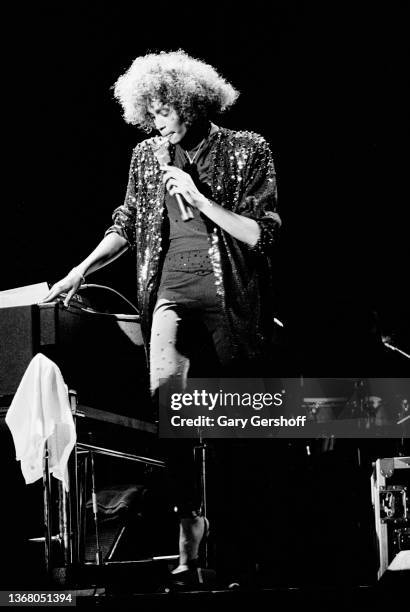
left=89, top=451, right=103, bottom=565
left=194, top=432, right=209, bottom=568
left=42, top=442, right=52, bottom=575
left=41, top=388, right=167, bottom=576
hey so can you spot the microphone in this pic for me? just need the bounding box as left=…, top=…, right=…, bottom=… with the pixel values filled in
left=153, top=137, right=194, bottom=221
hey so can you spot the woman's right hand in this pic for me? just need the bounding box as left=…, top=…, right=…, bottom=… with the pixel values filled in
left=40, top=268, right=85, bottom=308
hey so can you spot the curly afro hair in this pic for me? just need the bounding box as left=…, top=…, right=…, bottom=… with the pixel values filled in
left=113, top=50, right=239, bottom=131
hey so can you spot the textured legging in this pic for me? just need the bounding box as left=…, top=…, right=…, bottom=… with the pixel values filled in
left=149, top=273, right=232, bottom=394
left=149, top=272, right=231, bottom=516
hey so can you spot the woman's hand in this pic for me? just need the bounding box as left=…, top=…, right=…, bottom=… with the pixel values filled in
left=162, top=165, right=260, bottom=246
left=161, top=165, right=208, bottom=209
left=40, top=268, right=85, bottom=308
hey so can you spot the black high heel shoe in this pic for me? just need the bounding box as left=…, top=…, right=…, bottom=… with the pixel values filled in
left=167, top=559, right=204, bottom=589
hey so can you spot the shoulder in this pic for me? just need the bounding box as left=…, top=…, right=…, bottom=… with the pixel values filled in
left=132, top=136, right=159, bottom=155
left=128, top=136, right=161, bottom=167
left=220, top=128, right=272, bottom=154
left=218, top=129, right=276, bottom=178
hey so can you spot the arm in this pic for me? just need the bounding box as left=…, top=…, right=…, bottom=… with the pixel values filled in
left=162, top=166, right=259, bottom=246
left=42, top=146, right=139, bottom=306
left=192, top=197, right=262, bottom=246
left=41, top=232, right=128, bottom=306
left=161, top=136, right=280, bottom=251
left=195, top=198, right=260, bottom=247
left=230, top=136, right=281, bottom=255
left=74, top=232, right=129, bottom=277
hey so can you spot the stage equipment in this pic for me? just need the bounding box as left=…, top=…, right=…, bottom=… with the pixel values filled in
left=302, top=397, right=348, bottom=422
left=299, top=378, right=410, bottom=436
left=26, top=390, right=168, bottom=578
left=1, top=285, right=172, bottom=580
left=0, top=285, right=151, bottom=420
left=371, top=456, right=410, bottom=579
left=1, top=284, right=211, bottom=585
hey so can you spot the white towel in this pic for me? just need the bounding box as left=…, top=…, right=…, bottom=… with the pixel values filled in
left=5, top=353, right=76, bottom=491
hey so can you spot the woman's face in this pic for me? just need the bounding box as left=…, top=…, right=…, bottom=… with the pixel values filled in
left=147, top=101, right=187, bottom=144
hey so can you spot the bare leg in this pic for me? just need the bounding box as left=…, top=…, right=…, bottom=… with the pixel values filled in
left=172, top=515, right=208, bottom=573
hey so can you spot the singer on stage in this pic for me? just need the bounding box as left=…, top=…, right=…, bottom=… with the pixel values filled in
left=43, top=50, right=281, bottom=584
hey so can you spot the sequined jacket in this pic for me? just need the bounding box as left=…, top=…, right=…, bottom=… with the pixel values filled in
left=106, top=128, right=281, bottom=362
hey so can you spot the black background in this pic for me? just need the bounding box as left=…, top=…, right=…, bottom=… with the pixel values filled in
left=2, top=2, right=409, bottom=375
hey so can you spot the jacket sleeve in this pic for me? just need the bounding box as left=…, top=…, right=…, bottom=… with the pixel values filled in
left=104, top=147, right=138, bottom=249
left=236, top=136, right=281, bottom=255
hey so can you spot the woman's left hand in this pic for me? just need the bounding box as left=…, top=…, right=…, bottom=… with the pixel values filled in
left=160, top=165, right=208, bottom=209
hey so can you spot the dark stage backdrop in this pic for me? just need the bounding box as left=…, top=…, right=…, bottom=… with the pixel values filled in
left=2, top=2, right=409, bottom=375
